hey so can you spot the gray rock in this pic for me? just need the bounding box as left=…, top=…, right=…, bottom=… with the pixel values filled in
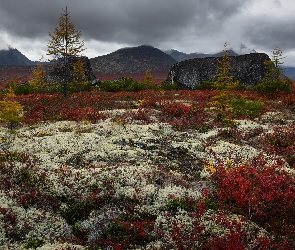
left=167, top=53, right=271, bottom=89
left=46, top=56, right=98, bottom=84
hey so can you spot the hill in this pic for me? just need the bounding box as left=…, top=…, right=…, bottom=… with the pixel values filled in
left=0, top=47, right=35, bottom=66
left=90, top=45, right=177, bottom=75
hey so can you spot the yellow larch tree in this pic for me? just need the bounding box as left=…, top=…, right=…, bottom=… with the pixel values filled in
left=213, top=42, right=239, bottom=91
left=212, top=43, right=239, bottom=112
left=144, top=69, right=153, bottom=85
left=29, top=56, right=46, bottom=90
left=0, top=85, right=23, bottom=129
left=71, top=57, right=88, bottom=92
left=47, top=6, right=85, bottom=97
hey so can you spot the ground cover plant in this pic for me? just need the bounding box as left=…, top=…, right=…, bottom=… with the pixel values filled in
left=0, top=86, right=295, bottom=249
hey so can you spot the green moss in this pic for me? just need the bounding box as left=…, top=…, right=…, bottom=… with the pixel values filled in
left=195, top=124, right=212, bottom=133
left=231, top=97, right=264, bottom=118
left=61, top=199, right=96, bottom=225
left=24, top=239, right=45, bottom=249
left=0, top=151, right=28, bottom=163
left=167, top=198, right=189, bottom=211
left=202, top=198, right=219, bottom=210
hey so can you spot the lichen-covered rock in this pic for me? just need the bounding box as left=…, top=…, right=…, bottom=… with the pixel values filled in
left=167, top=53, right=271, bottom=89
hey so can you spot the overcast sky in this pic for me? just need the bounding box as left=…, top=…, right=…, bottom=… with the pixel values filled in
left=1, top=0, right=295, bottom=66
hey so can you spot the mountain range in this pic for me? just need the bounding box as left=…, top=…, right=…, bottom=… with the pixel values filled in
left=0, top=45, right=295, bottom=80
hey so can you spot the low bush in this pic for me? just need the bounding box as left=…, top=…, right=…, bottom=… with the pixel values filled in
left=195, top=81, right=215, bottom=90
left=212, top=156, right=295, bottom=246
left=3, top=81, right=94, bottom=96
left=259, top=125, right=295, bottom=168
left=11, top=82, right=36, bottom=95
left=98, top=77, right=158, bottom=92
left=196, top=81, right=245, bottom=91
left=160, top=80, right=177, bottom=90
left=231, top=97, right=264, bottom=118
left=254, top=78, right=293, bottom=95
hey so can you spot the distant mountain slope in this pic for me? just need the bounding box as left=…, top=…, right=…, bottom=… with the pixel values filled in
left=90, top=45, right=177, bottom=74
left=164, top=49, right=209, bottom=61
left=164, top=49, right=239, bottom=62
left=0, top=48, right=35, bottom=66
left=284, top=67, right=295, bottom=80
left=210, top=50, right=239, bottom=57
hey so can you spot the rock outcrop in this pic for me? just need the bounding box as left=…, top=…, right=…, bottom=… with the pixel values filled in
left=47, top=56, right=98, bottom=84
left=167, top=53, right=271, bottom=89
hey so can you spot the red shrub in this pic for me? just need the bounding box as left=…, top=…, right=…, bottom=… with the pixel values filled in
left=61, top=106, right=106, bottom=122
left=212, top=156, right=295, bottom=244
left=22, top=103, right=46, bottom=124
left=122, top=108, right=153, bottom=124
left=260, top=126, right=295, bottom=168
left=204, top=214, right=291, bottom=250
left=161, top=102, right=193, bottom=118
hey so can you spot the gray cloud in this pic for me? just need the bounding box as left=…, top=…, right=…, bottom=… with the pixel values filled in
left=0, top=0, right=250, bottom=41
left=245, top=17, right=295, bottom=51
left=0, top=0, right=294, bottom=65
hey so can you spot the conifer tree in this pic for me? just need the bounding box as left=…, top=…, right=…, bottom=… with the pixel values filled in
left=0, top=85, right=23, bottom=129
left=144, top=69, right=153, bottom=85
left=272, top=46, right=284, bottom=68
left=72, top=58, right=88, bottom=92
left=212, top=43, right=239, bottom=113
left=47, top=6, right=85, bottom=96
left=256, top=47, right=292, bottom=94
left=29, top=56, right=46, bottom=90
left=0, top=101, right=23, bottom=130
left=213, top=42, right=239, bottom=91
left=263, top=47, right=284, bottom=81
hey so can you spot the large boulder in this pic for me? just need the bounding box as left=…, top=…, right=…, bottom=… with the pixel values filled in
left=46, top=56, right=99, bottom=85
left=167, top=53, right=271, bottom=89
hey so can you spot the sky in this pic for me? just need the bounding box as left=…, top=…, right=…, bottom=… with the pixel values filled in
left=1, top=0, right=295, bottom=66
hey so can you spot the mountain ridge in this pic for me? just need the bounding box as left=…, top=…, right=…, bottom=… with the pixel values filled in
left=89, top=45, right=177, bottom=74
left=164, top=49, right=239, bottom=62
left=0, top=47, right=36, bottom=66
left=1, top=45, right=295, bottom=81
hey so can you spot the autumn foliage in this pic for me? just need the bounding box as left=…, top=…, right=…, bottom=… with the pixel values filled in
left=1, top=84, right=295, bottom=249
left=0, top=85, right=23, bottom=129
left=211, top=156, right=295, bottom=247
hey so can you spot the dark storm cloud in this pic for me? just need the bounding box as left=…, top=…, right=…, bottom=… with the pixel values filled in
left=1, top=0, right=294, bottom=65
left=0, top=0, right=249, bottom=44
left=0, top=1, right=62, bottom=38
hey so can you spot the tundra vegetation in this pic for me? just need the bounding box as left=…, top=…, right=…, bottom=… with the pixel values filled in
left=0, top=76, right=295, bottom=249
left=1, top=8, right=295, bottom=250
